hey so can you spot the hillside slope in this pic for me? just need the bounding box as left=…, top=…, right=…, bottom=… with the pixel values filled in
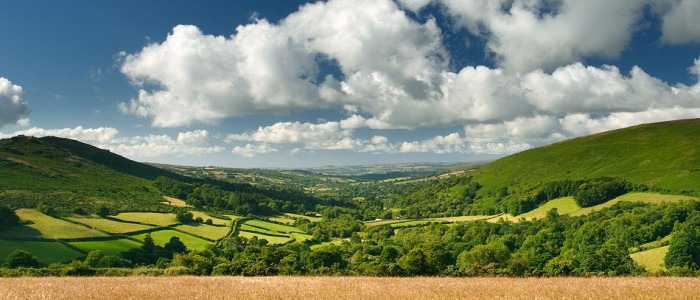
left=390, top=119, right=700, bottom=217
left=474, top=118, right=700, bottom=196
left=0, top=136, right=170, bottom=213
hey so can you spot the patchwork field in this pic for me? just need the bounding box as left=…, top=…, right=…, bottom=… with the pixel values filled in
left=188, top=211, right=233, bottom=226
left=112, top=212, right=178, bottom=227
left=236, top=231, right=293, bottom=244
left=173, top=224, right=231, bottom=241
left=0, top=209, right=107, bottom=239
left=285, top=213, right=322, bottom=222
left=67, top=216, right=154, bottom=234
left=0, top=240, right=83, bottom=264
left=68, top=239, right=143, bottom=256
left=3, top=277, right=697, bottom=300
left=242, top=219, right=304, bottom=234
left=132, top=230, right=211, bottom=250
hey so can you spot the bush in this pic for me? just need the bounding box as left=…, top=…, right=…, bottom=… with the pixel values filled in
left=4, top=250, right=41, bottom=268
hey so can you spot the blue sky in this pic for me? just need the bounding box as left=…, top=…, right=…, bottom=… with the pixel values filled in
left=1, top=0, right=699, bottom=168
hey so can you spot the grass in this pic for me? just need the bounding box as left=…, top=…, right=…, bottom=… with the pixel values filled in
left=432, top=215, right=496, bottom=222
left=291, top=232, right=313, bottom=243
left=188, top=211, right=232, bottom=226
left=570, top=193, right=696, bottom=216
left=131, top=230, right=211, bottom=250
left=0, top=239, right=84, bottom=264
left=0, top=209, right=108, bottom=239
left=68, top=239, right=143, bottom=256
left=310, top=239, right=347, bottom=250
left=2, top=277, right=700, bottom=300
left=112, top=212, right=178, bottom=227
left=266, top=215, right=296, bottom=225
left=243, top=219, right=304, bottom=234
left=470, top=119, right=700, bottom=202
left=67, top=215, right=154, bottom=234
left=239, top=224, right=286, bottom=236
left=285, top=213, right=322, bottom=222
left=173, top=224, right=231, bottom=241
left=236, top=231, right=293, bottom=244
left=518, top=197, right=581, bottom=220
left=630, top=246, right=669, bottom=273
left=161, top=196, right=190, bottom=207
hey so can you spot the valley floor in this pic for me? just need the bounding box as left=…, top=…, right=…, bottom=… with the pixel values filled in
left=1, top=276, right=698, bottom=299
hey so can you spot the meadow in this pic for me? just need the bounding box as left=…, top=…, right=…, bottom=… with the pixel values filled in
left=68, top=239, right=144, bottom=257
left=0, top=277, right=698, bottom=300
left=67, top=215, right=155, bottom=234
left=1, top=209, right=107, bottom=239
left=0, top=240, right=83, bottom=264
left=132, top=230, right=211, bottom=250
left=112, top=212, right=178, bottom=227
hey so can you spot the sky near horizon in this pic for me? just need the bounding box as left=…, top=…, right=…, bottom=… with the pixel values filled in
left=1, top=0, right=699, bottom=168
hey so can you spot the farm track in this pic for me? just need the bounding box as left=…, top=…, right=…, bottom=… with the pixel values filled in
left=0, top=276, right=698, bottom=300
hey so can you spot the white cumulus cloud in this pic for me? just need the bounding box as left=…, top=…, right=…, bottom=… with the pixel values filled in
left=0, top=77, right=30, bottom=129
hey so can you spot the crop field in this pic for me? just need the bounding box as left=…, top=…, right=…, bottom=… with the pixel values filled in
left=0, top=209, right=107, bottom=239
left=112, top=212, right=178, bottom=227
left=0, top=240, right=83, bottom=264
left=631, top=246, right=669, bottom=273
left=242, top=219, right=304, bottom=234
left=236, top=231, right=293, bottom=244
left=173, top=224, right=230, bottom=241
left=132, top=230, right=211, bottom=250
left=68, top=239, right=143, bottom=256
left=3, top=277, right=699, bottom=300
left=67, top=216, right=154, bottom=234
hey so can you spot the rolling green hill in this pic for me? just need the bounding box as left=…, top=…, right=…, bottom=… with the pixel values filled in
left=389, top=119, right=700, bottom=217
left=474, top=118, right=700, bottom=197
left=0, top=135, right=168, bottom=214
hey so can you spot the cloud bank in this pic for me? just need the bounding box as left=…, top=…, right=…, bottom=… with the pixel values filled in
left=117, top=0, right=700, bottom=157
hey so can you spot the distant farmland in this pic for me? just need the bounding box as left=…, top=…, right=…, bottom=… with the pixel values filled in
left=0, top=277, right=698, bottom=300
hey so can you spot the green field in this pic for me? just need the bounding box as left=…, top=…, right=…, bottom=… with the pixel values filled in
left=518, top=197, right=581, bottom=220
left=432, top=215, right=496, bottom=222
left=266, top=215, right=296, bottom=225
left=0, top=240, right=83, bottom=264
left=242, top=219, right=304, bottom=234
left=132, top=230, right=211, bottom=250
left=570, top=193, right=696, bottom=216
left=174, top=224, right=231, bottom=241
left=284, top=213, right=322, bottom=222
left=310, top=239, right=347, bottom=250
left=630, top=246, right=669, bottom=273
left=236, top=231, right=293, bottom=244
left=67, top=216, right=154, bottom=234
left=0, top=209, right=108, bottom=239
left=290, top=232, right=313, bottom=243
left=69, top=239, right=143, bottom=256
left=112, top=212, right=178, bottom=227
left=188, top=211, right=232, bottom=226
left=239, top=224, right=286, bottom=236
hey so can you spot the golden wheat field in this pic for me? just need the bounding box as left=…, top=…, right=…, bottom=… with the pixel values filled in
left=1, top=277, right=699, bottom=300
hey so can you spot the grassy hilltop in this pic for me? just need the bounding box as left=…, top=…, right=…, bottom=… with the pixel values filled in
left=474, top=118, right=700, bottom=197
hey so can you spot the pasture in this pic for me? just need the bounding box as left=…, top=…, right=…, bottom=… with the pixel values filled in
left=67, top=216, right=154, bottom=234
left=242, top=219, right=304, bottom=234
left=2, top=277, right=698, bottom=300
left=173, top=224, right=230, bottom=241
left=112, top=212, right=178, bottom=227
left=0, top=240, right=83, bottom=264
left=0, top=209, right=107, bottom=239
left=236, top=231, right=293, bottom=244
left=188, top=211, right=232, bottom=226
left=131, top=230, right=211, bottom=250
left=68, top=239, right=143, bottom=256
left=631, top=246, right=669, bottom=273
